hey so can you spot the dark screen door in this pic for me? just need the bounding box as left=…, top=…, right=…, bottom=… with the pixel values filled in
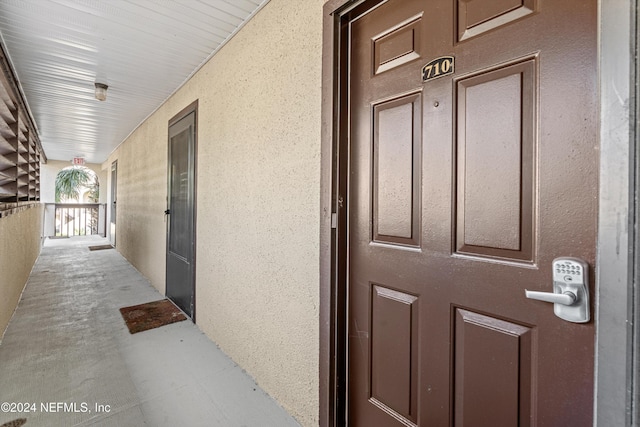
left=110, top=160, right=117, bottom=246
left=345, top=0, right=597, bottom=425
left=166, top=110, right=196, bottom=319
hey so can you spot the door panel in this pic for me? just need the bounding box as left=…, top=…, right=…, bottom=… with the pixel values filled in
left=453, top=309, right=533, bottom=426
left=370, top=285, right=419, bottom=423
left=457, top=0, right=536, bottom=41
left=166, top=111, right=196, bottom=319
left=346, top=0, right=597, bottom=425
left=456, top=59, right=536, bottom=260
left=373, top=93, right=421, bottom=246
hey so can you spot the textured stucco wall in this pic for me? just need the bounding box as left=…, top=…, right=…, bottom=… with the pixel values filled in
left=104, top=119, right=168, bottom=292
left=104, top=0, right=323, bottom=424
left=0, top=204, right=43, bottom=340
left=192, top=2, right=323, bottom=424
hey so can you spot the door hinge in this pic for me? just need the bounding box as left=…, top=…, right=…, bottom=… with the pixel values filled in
left=331, top=212, right=337, bottom=229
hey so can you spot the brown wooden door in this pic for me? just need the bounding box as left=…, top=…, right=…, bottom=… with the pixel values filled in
left=346, top=0, right=597, bottom=425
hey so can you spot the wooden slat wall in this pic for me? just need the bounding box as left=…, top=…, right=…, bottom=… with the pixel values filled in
left=0, top=46, right=41, bottom=208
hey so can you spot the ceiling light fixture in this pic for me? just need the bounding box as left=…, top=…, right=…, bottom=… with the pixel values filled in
left=94, top=82, right=108, bottom=101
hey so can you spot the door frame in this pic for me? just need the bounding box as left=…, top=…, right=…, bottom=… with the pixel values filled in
left=633, top=5, right=640, bottom=421
left=596, top=0, right=638, bottom=425
left=166, top=100, right=198, bottom=321
left=318, top=0, right=638, bottom=426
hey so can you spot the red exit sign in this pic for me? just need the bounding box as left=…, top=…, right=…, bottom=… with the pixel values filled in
left=73, top=157, right=85, bottom=165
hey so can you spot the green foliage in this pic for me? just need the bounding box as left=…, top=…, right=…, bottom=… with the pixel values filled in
left=86, top=178, right=99, bottom=202
left=55, top=166, right=99, bottom=202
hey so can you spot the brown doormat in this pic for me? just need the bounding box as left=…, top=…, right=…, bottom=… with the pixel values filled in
left=119, top=299, right=187, bottom=334
left=88, top=244, right=114, bottom=251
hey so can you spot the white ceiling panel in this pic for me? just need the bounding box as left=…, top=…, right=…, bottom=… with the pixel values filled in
left=0, top=0, right=267, bottom=164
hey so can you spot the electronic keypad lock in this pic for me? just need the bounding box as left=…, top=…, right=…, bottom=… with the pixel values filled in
left=525, top=257, right=590, bottom=323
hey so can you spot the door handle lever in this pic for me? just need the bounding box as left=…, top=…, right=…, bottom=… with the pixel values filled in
left=524, top=257, right=590, bottom=323
left=525, top=290, right=576, bottom=306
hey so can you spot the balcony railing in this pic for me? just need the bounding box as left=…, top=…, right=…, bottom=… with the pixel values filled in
left=45, top=203, right=106, bottom=237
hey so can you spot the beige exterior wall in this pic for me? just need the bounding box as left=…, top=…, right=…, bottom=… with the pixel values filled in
left=104, top=1, right=323, bottom=424
left=0, top=204, right=43, bottom=340
left=105, top=122, right=167, bottom=289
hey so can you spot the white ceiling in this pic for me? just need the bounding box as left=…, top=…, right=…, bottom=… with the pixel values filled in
left=0, top=0, right=268, bottom=164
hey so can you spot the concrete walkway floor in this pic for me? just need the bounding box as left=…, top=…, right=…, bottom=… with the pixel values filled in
left=0, top=236, right=301, bottom=427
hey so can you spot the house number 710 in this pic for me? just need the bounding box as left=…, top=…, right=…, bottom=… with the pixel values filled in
left=422, top=56, right=455, bottom=82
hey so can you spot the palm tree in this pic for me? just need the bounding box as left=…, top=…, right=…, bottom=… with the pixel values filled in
left=55, top=166, right=98, bottom=202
